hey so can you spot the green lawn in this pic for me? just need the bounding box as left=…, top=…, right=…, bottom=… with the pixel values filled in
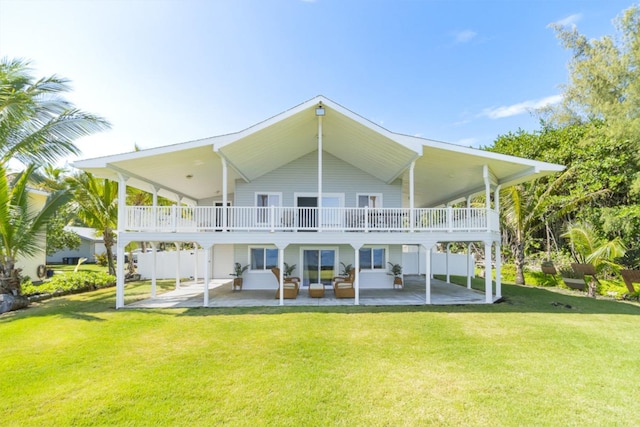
left=1, top=281, right=639, bottom=426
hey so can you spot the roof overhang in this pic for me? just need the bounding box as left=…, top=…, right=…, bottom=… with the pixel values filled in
left=73, top=95, right=564, bottom=204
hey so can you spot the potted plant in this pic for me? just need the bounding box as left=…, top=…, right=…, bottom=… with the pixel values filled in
left=558, top=267, right=586, bottom=291
left=230, top=262, right=248, bottom=291
left=339, top=262, right=353, bottom=277
left=387, top=262, right=403, bottom=288
left=283, top=262, right=296, bottom=278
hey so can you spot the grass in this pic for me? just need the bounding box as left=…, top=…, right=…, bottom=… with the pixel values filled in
left=48, top=263, right=109, bottom=275
left=1, top=280, right=639, bottom=426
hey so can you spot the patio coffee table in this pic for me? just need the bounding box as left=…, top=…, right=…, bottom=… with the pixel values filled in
left=308, top=283, right=325, bottom=298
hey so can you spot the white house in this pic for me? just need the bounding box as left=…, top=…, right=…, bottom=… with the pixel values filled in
left=73, top=96, right=564, bottom=308
left=46, top=226, right=106, bottom=264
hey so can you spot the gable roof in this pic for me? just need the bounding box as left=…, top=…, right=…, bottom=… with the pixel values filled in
left=73, top=95, right=564, bottom=206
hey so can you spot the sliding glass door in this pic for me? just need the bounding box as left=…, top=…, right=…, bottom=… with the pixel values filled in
left=302, top=249, right=336, bottom=286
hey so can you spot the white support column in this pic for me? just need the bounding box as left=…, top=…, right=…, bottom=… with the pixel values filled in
left=175, top=242, right=181, bottom=290
left=494, top=185, right=502, bottom=299
left=445, top=243, right=451, bottom=283
left=495, top=241, right=502, bottom=299
left=466, top=243, right=472, bottom=289
left=409, top=160, right=415, bottom=232
left=203, top=246, right=212, bottom=307
left=317, top=104, right=323, bottom=232
left=221, top=156, right=228, bottom=232
left=116, top=239, right=126, bottom=309
left=116, top=173, right=127, bottom=232
left=425, top=245, right=432, bottom=304
left=485, top=241, right=493, bottom=303
left=194, top=243, right=199, bottom=284
left=466, top=197, right=473, bottom=290
left=150, top=242, right=157, bottom=298
left=115, top=174, right=127, bottom=309
left=152, top=187, right=158, bottom=230
left=352, top=243, right=362, bottom=305
left=278, top=248, right=285, bottom=306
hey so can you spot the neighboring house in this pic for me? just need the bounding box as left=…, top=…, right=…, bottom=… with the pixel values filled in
left=19, top=188, right=49, bottom=282
left=74, top=96, right=564, bottom=308
left=46, top=226, right=106, bottom=264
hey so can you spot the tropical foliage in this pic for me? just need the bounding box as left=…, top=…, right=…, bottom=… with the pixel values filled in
left=0, top=164, right=71, bottom=295
left=0, top=58, right=109, bottom=166
left=69, top=173, right=118, bottom=276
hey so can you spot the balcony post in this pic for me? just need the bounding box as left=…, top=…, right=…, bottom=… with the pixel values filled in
left=485, top=240, right=493, bottom=303
left=409, top=160, right=415, bottom=232
left=152, top=187, right=158, bottom=231
left=203, top=245, right=212, bottom=307
left=424, top=244, right=432, bottom=304
left=364, top=206, right=369, bottom=232
left=351, top=243, right=362, bottom=305
left=221, top=156, right=228, bottom=232
left=317, top=106, right=323, bottom=233
left=150, top=241, right=157, bottom=298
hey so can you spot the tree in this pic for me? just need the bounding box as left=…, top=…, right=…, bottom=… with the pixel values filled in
left=548, top=6, right=640, bottom=145
left=0, top=58, right=110, bottom=166
left=0, top=164, right=71, bottom=308
left=499, top=167, right=605, bottom=285
left=69, top=173, right=118, bottom=276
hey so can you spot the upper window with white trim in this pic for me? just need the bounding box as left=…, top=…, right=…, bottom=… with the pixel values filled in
left=357, top=194, right=382, bottom=208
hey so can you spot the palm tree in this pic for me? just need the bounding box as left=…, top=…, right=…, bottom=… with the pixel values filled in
left=0, top=58, right=110, bottom=166
left=0, top=164, right=71, bottom=305
left=69, top=172, right=118, bottom=275
left=500, top=168, right=607, bottom=285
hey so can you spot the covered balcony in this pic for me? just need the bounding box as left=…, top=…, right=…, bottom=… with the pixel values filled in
left=125, top=205, right=500, bottom=233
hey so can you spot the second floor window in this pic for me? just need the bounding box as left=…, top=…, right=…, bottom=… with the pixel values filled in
left=358, top=194, right=382, bottom=208
left=256, top=193, right=281, bottom=224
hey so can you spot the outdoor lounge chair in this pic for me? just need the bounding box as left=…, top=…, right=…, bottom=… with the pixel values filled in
left=271, top=267, right=300, bottom=299
left=333, top=269, right=355, bottom=298
left=620, top=269, right=640, bottom=294
left=570, top=263, right=601, bottom=295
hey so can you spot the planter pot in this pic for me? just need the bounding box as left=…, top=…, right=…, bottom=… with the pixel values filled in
left=393, top=276, right=403, bottom=289
left=561, top=277, right=586, bottom=291
left=232, top=278, right=243, bottom=291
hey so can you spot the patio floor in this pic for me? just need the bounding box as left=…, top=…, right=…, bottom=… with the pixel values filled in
left=127, top=275, right=494, bottom=308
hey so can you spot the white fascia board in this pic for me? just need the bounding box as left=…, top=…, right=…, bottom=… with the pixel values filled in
left=413, top=137, right=565, bottom=173
left=72, top=134, right=232, bottom=169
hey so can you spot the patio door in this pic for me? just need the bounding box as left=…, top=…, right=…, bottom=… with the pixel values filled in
left=302, top=249, right=336, bottom=286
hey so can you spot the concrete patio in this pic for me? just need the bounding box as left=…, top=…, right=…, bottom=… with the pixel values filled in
left=127, top=275, right=495, bottom=308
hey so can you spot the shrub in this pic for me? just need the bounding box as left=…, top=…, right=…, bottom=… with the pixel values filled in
left=95, top=252, right=109, bottom=267
left=22, top=271, right=116, bottom=297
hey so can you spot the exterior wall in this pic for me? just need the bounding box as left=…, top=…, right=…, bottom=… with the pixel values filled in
left=233, top=243, right=402, bottom=290
left=46, top=239, right=103, bottom=264
left=137, top=250, right=210, bottom=280
left=402, top=244, right=475, bottom=276
left=18, top=192, right=47, bottom=281
left=234, top=151, right=402, bottom=207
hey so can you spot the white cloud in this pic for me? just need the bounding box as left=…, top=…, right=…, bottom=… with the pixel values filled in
left=550, top=13, right=582, bottom=28
left=453, top=29, right=477, bottom=44
left=481, top=95, right=562, bottom=119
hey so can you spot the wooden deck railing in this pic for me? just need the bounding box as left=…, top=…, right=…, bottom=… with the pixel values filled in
left=125, top=206, right=499, bottom=233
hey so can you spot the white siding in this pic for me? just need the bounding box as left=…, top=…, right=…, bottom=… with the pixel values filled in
left=235, top=151, right=402, bottom=207
left=233, top=243, right=402, bottom=289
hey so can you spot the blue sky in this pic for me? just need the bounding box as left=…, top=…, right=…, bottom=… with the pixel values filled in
left=0, top=0, right=636, bottom=165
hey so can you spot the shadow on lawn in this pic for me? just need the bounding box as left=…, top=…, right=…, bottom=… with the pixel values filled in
left=1, top=282, right=638, bottom=323
left=170, top=283, right=640, bottom=318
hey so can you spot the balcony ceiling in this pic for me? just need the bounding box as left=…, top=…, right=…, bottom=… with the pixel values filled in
left=74, top=96, right=563, bottom=204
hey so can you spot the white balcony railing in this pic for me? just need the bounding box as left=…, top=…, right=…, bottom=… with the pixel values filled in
left=125, top=206, right=499, bottom=233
